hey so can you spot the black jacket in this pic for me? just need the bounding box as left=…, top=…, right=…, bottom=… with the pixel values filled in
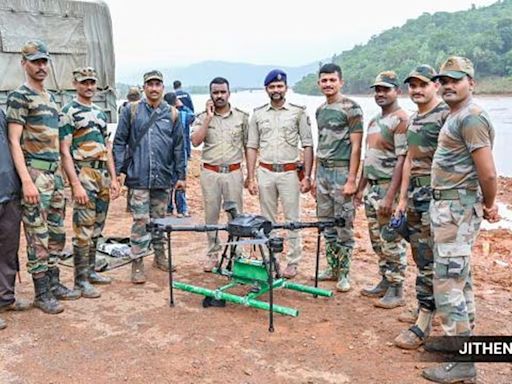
left=0, top=109, right=21, bottom=203
left=113, top=99, right=186, bottom=189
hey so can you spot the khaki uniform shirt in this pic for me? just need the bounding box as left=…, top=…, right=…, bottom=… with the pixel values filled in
left=247, top=102, right=313, bottom=163
left=192, top=106, right=249, bottom=165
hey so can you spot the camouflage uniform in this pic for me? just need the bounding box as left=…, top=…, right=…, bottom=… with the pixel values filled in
left=430, top=101, right=494, bottom=336
left=6, top=85, right=65, bottom=274
left=315, top=97, right=363, bottom=278
left=192, top=107, right=249, bottom=257
left=247, top=102, right=313, bottom=267
left=363, top=111, right=408, bottom=284
left=406, top=101, right=450, bottom=311
left=59, top=99, right=111, bottom=280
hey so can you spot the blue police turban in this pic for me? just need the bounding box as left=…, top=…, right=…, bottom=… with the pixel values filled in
left=264, top=69, right=287, bottom=87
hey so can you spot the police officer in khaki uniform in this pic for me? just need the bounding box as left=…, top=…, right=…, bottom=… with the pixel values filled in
left=191, top=77, right=249, bottom=272
left=247, top=69, right=313, bottom=279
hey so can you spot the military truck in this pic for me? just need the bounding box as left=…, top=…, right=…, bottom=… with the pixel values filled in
left=0, top=0, right=117, bottom=122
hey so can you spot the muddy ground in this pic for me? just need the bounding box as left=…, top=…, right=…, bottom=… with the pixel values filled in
left=1, top=156, right=511, bottom=384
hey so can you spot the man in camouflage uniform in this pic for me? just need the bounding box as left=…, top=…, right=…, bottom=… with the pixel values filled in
left=60, top=67, right=120, bottom=298
left=7, top=40, right=79, bottom=314
left=191, top=77, right=249, bottom=272
left=113, top=70, right=186, bottom=284
left=421, top=57, right=498, bottom=384
left=247, top=69, right=313, bottom=279
left=355, top=71, right=409, bottom=308
left=312, top=63, right=363, bottom=292
left=391, top=65, right=449, bottom=349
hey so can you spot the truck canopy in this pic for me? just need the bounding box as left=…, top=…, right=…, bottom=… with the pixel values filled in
left=0, top=0, right=117, bottom=121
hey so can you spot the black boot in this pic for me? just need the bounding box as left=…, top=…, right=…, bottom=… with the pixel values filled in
left=47, top=267, right=81, bottom=300
left=360, top=277, right=389, bottom=297
left=374, top=284, right=405, bottom=309
left=74, top=247, right=100, bottom=299
left=88, top=240, right=112, bottom=285
left=32, top=274, right=64, bottom=314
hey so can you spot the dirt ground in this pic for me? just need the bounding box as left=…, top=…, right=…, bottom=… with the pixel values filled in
left=1, top=155, right=511, bottom=384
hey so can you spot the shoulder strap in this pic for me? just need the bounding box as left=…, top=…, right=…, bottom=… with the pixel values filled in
left=131, top=106, right=160, bottom=152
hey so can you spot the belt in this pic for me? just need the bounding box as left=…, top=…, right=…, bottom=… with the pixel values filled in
left=27, top=159, right=59, bottom=172
left=411, top=175, right=431, bottom=188
left=319, top=159, right=349, bottom=168
left=368, top=178, right=391, bottom=186
left=432, top=189, right=478, bottom=201
left=76, top=160, right=107, bottom=170
left=259, top=162, right=297, bottom=172
left=203, top=163, right=241, bottom=173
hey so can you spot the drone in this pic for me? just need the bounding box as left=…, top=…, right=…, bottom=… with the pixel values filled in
left=148, top=202, right=345, bottom=332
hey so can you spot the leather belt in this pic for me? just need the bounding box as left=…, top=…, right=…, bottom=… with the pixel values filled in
left=203, top=163, right=241, bottom=173
left=259, top=162, right=297, bottom=172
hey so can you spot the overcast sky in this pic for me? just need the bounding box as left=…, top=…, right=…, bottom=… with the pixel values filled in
left=103, top=0, right=498, bottom=72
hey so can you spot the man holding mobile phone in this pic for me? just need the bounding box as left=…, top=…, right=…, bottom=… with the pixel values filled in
left=191, top=77, right=249, bottom=272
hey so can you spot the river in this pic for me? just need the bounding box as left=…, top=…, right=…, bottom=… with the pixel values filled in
left=188, top=90, right=512, bottom=177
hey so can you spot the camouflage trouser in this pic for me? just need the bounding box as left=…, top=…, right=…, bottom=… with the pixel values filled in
left=316, top=164, right=355, bottom=275
left=199, top=168, right=244, bottom=256
left=407, top=185, right=435, bottom=311
left=129, top=188, right=168, bottom=258
left=364, top=182, right=407, bottom=284
left=72, top=167, right=111, bottom=255
left=22, top=167, right=66, bottom=274
left=431, top=196, right=483, bottom=336
left=258, top=167, right=301, bottom=266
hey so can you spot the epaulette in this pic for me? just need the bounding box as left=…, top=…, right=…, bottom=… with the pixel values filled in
left=253, top=103, right=269, bottom=112
left=197, top=110, right=207, bottom=118
left=288, top=102, right=306, bottom=110
left=233, top=107, right=249, bottom=116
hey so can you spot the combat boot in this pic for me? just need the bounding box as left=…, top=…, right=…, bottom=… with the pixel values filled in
left=32, top=274, right=63, bottom=314
left=74, top=247, right=100, bottom=298
left=131, top=258, right=146, bottom=284
left=374, top=284, right=405, bottom=309
left=47, top=267, right=81, bottom=300
left=313, top=267, right=338, bottom=281
left=0, top=317, right=6, bottom=330
left=360, top=277, right=389, bottom=297
left=88, top=242, right=112, bottom=285
left=152, top=250, right=176, bottom=272
left=422, top=362, right=476, bottom=384
left=336, top=270, right=351, bottom=292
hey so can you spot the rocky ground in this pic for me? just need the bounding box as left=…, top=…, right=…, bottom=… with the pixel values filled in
left=1, top=155, right=511, bottom=384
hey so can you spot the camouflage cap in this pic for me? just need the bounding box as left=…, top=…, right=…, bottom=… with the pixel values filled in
left=370, top=71, right=399, bottom=88
left=143, top=70, right=164, bottom=83
left=73, top=66, right=97, bottom=82
left=21, top=39, right=50, bottom=61
left=432, top=56, right=475, bottom=80
left=404, top=64, right=437, bottom=84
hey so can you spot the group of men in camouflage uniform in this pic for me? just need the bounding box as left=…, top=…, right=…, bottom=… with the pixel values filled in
left=1, top=39, right=125, bottom=318
left=0, top=37, right=500, bottom=384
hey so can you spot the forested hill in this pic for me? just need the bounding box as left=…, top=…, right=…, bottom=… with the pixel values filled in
left=294, top=0, right=512, bottom=95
